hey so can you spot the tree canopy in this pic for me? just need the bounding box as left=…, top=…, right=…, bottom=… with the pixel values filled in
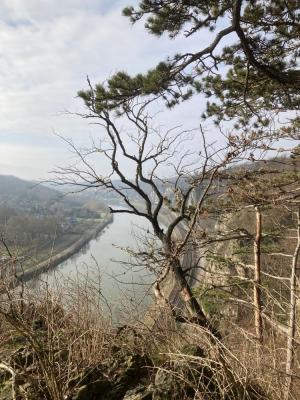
left=79, top=0, right=300, bottom=130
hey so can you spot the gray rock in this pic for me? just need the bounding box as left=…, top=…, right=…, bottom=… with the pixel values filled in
left=71, top=352, right=152, bottom=400
left=123, top=385, right=152, bottom=400
left=153, top=368, right=182, bottom=400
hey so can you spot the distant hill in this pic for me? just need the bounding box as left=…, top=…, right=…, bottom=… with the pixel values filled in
left=0, top=175, right=109, bottom=219
left=0, top=175, right=62, bottom=202
left=0, top=175, right=81, bottom=215
left=0, top=175, right=110, bottom=259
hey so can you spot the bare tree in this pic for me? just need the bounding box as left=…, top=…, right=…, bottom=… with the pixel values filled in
left=285, top=206, right=300, bottom=400
left=253, top=205, right=263, bottom=343
left=52, top=90, right=273, bottom=337
left=213, top=152, right=300, bottom=337
left=194, top=150, right=300, bottom=394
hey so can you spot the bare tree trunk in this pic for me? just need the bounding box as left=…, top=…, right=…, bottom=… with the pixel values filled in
left=168, top=257, right=222, bottom=337
left=172, top=258, right=206, bottom=320
left=254, top=206, right=263, bottom=342
left=285, top=207, right=300, bottom=400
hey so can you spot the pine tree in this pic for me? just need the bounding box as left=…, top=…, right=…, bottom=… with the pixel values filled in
left=79, top=1, right=299, bottom=131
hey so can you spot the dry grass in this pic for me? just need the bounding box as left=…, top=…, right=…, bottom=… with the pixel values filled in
left=0, top=249, right=299, bottom=399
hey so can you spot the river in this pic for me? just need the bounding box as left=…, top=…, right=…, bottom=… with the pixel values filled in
left=33, top=212, right=155, bottom=319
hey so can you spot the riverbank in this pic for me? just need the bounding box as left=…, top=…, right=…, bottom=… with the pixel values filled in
left=17, top=214, right=113, bottom=282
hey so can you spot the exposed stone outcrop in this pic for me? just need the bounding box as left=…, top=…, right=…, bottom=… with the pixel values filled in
left=0, top=337, right=268, bottom=400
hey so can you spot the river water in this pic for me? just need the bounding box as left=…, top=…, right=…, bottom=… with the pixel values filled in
left=34, top=213, right=155, bottom=319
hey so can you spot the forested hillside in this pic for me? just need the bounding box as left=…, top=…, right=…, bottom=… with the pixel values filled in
left=0, top=175, right=109, bottom=270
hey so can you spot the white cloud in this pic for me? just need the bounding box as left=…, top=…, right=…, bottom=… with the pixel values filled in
left=0, top=0, right=215, bottom=180
left=0, top=0, right=117, bottom=23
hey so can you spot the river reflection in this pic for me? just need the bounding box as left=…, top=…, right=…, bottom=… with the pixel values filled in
left=34, top=213, right=155, bottom=319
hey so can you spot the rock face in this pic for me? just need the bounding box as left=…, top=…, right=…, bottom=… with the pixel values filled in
left=153, top=368, right=184, bottom=399
left=197, top=212, right=253, bottom=322
left=0, top=303, right=268, bottom=400
left=70, top=351, right=153, bottom=400
left=123, top=386, right=152, bottom=400
left=0, top=341, right=268, bottom=400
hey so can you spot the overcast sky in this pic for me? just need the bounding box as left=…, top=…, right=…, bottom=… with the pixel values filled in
left=0, top=0, right=217, bottom=181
